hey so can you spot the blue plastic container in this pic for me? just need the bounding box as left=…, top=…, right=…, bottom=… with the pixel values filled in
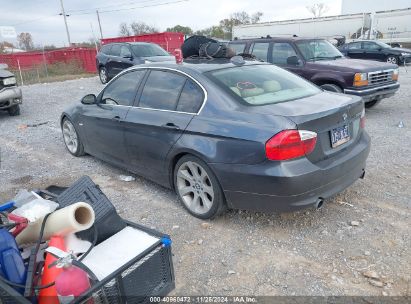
left=0, top=229, right=26, bottom=293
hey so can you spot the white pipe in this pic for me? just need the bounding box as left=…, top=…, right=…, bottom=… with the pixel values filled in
left=16, top=202, right=95, bottom=245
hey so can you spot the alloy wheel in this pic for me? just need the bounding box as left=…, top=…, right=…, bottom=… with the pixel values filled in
left=62, top=120, right=78, bottom=154
left=100, top=68, right=107, bottom=83
left=176, top=161, right=215, bottom=215
left=387, top=56, right=397, bottom=64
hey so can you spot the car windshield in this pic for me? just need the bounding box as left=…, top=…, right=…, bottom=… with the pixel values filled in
left=131, top=44, right=169, bottom=57
left=206, top=64, right=321, bottom=106
left=296, top=40, right=343, bottom=61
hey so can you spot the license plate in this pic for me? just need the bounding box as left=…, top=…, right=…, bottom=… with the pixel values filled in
left=330, top=125, right=350, bottom=148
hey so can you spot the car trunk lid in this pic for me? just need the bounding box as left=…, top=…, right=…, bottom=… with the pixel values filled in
left=246, top=91, right=364, bottom=163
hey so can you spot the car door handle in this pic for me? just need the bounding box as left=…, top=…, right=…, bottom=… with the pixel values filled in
left=112, top=115, right=121, bottom=121
left=162, top=123, right=180, bottom=130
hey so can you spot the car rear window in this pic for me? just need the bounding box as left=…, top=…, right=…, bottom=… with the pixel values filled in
left=132, top=44, right=169, bottom=57
left=206, top=64, right=321, bottom=106
left=228, top=43, right=247, bottom=55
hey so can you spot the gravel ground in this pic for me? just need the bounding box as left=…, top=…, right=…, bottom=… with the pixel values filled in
left=0, top=69, right=410, bottom=297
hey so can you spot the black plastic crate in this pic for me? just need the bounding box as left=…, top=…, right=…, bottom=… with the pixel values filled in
left=0, top=220, right=174, bottom=304
left=56, top=176, right=127, bottom=244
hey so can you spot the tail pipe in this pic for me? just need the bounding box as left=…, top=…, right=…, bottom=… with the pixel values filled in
left=314, top=198, right=324, bottom=210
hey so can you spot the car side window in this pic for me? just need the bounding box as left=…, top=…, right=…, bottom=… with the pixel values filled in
left=139, top=70, right=187, bottom=111
left=101, top=70, right=145, bottom=106
left=348, top=42, right=361, bottom=50
left=176, top=79, right=204, bottom=113
left=271, top=43, right=298, bottom=65
left=120, top=46, right=132, bottom=57
left=228, top=43, right=247, bottom=55
left=363, top=42, right=380, bottom=50
left=110, top=44, right=121, bottom=56
left=100, top=45, right=111, bottom=55
left=251, top=43, right=269, bottom=61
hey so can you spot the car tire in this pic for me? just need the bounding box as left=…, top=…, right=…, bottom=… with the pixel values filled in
left=99, top=67, right=109, bottom=84
left=8, top=105, right=20, bottom=116
left=174, top=155, right=227, bottom=219
left=320, top=83, right=343, bottom=93
left=386, top=55, right=398, bottom=64
left=61, top=118, right=85, bottom=157
left=365, top=100, right=380, bottom=108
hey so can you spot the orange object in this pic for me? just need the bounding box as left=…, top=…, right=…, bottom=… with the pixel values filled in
left=39, top=236, right=66, bottom=304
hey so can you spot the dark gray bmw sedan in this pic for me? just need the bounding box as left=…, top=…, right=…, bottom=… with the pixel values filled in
left=61, top=58, right=370, bottom=219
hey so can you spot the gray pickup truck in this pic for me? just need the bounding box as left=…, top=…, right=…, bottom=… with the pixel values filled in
left=0, top=63, right=22, bottom=116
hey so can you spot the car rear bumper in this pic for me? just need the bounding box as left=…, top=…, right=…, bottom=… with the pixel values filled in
left=344, top=83, right=399, bottom=102
left=0, top=86, right=22, bottom=110
left=211, top=131, right=371, bottom=213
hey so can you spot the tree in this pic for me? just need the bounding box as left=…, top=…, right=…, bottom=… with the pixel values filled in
left=17, top=32, right=34, bottom=50
left=306, top=3, right=329, bottom=18
left=219, top=11, right=263, bottom=39
left=251, top=12, right=263, bottom=24
left=119, top=23, right=131, bottom=37
left=130, top=22, right=158, bottom=35
left=166, top=25, right=193, bottom=35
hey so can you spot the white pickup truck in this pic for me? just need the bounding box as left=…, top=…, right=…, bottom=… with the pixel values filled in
left=0, top=63, right=22, bottom=116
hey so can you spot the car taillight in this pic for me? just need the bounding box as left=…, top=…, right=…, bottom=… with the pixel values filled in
left=360, top=108, right=366, bottom=128
left=265, top=130, right=317, bottom=161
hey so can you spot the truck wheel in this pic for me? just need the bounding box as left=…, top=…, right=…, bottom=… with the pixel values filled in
left=8, top=105, right=20, bottom=116
left=320, top=84, right=343, bottom=93
left=365, top=100, right=379, bottom=108
left=386, top=56, right=398, bottom=64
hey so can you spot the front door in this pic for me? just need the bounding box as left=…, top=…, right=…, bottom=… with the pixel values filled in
left=81, top=69, right=147, bottom=167
left=124, top=69, right=205, bottom=184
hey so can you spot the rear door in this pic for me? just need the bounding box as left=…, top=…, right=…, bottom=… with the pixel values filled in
left=116, top=45, right=134, bottom=71
left=250, top=42, right=270, bottom=61
left=81, top=70, right=146, bottom=167
left=105, top=44, right=121, bottom=77
left=124, top=69, right=204, bottom=183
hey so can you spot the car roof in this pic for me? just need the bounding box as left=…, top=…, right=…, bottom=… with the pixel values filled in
left=230, top=37, right=326, bottom=43
left=104, top=42, right=156, bottom=46
left=129, top=58, right=269, bottom=73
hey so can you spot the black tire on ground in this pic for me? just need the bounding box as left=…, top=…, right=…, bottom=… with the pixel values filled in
left=8, top=105, right=20, bottom=116
left=174, top=155, right=227, bottom=219
left=99, top=66, right=109, bottom=84
left=386, top=55, right=399, bottom=65
left=61, top=117, right=85, bottom=157
left=365, top=100, right=379, bottom=108
left=320, top=83, right=343, bottom=93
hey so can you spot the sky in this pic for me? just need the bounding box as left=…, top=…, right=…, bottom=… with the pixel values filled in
left=0, top=0, right=342, bottom=47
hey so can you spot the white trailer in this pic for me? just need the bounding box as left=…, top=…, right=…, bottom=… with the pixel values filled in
left=373, top=8, right=411, bottom=43
left=232, top=8, right=411, bottom=44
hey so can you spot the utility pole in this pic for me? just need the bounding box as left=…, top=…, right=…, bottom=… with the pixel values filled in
left=96, top=10, right=103, bottom=39
left=59, top=0, right=71, bottom=46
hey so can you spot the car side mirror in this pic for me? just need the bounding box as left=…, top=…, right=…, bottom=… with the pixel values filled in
left=81, top=94, right=97, bottom=105
left=287, top=56, right=302, bottom=66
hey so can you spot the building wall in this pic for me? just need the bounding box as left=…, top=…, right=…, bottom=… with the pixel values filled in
left=341, top=0, right=411, bottom=14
